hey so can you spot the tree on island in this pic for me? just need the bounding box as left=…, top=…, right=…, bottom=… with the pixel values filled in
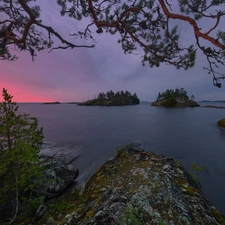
left=152, top=87, right=199, bottom=107
left=0, top=88, right=44, bottom=223
left=78, top=90, right=140, bottom=106
left=1, top=1, right=225, bottom=86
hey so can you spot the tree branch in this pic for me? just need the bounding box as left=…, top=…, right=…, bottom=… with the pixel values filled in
left=158, top=0, right=225, bottom=50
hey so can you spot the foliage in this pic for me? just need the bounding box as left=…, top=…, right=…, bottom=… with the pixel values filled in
left=119, top=203, right=141, bottom=225
left=1, top=1, right=225, bottom=86
left=49, top=199, right=74, bottom=215
left=21, top=196, right=45, bottom=216
left=157, top=218, right=167, bottom=225
left=119, top=203, right=167, bottom=225
left=190, top=95, right=195, bottom=101
left=0, top=0, right=94, bottom=61
left=43, top=189, right=83, bottom=222
left=78, top=90, right=140, bottom=106
left=154, top=87, right=190, bottom=106
left=189, top=163, right=204, bottom=183
left=0, top=88, right=44, bottom=223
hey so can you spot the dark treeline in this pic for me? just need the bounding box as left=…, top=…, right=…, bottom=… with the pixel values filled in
left=78, top=90, right=140, bottom=106
left=156, top=88, right=190, bottom=102
left=153, top=88, right=196, bottom=107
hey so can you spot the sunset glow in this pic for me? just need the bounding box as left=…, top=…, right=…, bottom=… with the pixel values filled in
left=0, top=85, right=53, bottom=102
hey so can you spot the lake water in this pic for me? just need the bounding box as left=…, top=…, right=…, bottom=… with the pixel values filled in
left=18, top=102, right=225, bottom=214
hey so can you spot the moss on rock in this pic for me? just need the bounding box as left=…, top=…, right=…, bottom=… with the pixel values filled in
left=20, top=145, right=225, bottom=225
left=68, top=146, right=224, bottom=224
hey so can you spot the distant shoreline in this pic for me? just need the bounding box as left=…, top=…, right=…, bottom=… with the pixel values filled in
left=17, top=100, right=225, bottom=105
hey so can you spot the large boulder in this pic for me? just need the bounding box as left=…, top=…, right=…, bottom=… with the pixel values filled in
left=217, top=118, right=225, bottom=128
left=66, top=144, right=225, bottom=225
left=34, top=158, right=79, bottom=199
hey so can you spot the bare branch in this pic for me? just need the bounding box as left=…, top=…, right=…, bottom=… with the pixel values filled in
left=35, top=21, right=95, bottom=49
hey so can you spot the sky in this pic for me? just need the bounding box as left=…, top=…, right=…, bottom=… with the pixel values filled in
left=1, top=1, right=225, bottom=102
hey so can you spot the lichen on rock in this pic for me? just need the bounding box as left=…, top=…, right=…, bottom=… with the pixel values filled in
left=32, top=142, right=225, bottom=225
left=65, top=143, right=225, bottom=225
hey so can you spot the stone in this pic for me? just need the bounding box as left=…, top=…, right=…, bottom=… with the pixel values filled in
left=17, top=143, right=225, bottom=225
left=217, top=118, right=225, bottom=128
left=129, top=140, right=144, bottom=152
left=46, top=217, right=55, bottom=225
left=151, top=100, right=200, bottom=107
left=34, top=159, right=79, bottom=199
left=67, top=144, right=225, bottom=225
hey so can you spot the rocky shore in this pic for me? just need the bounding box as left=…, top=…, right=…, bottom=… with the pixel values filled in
left=0, top=142, right=80, bottom=223
left=1, top=141, right=225, bottom=224
left=33, top=141, right=225, bottom=225
left=151, top=100, right=200, bottom=107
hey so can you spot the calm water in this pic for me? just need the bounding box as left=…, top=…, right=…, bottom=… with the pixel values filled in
left=18, top=102, right=225, bottom=214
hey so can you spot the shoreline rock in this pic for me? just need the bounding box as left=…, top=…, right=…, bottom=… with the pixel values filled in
left=151, top=100, right=200, bottom=107
left=217, top=118, right=225, bottom=128
left=52, top=143, right=225, bottom=225
left=4, top=142, right=225, bottom=224
left=34, top=159, right=79, bottom=199
left=0, top=143, right=80, bottom=223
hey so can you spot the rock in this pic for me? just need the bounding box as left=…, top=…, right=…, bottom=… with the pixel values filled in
left=46, top=217, right=55, bottom=225
left=217, top=118, right=225, bottom=128
left=0, top=144, right=80, bottom=223
left=39, top=141, right=81, bottom=164
left=58, top=214, right=75, bottom=225
left=129, top=140, right=144, bottom=152
left=151, top=100, right=200, bottom=107
left=68, top=145, right=225, bottom=225
left=34, top=159, right=79, bottom=199
left=178, top=100, right=200, bottom=107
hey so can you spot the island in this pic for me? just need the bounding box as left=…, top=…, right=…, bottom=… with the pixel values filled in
left=202, top=105, right=225, bottom=109
left=78, top=90, right=140, bottom=106
left=42, top=101, right=60, bottom=104
left=151, top=88, right=200, bottom=107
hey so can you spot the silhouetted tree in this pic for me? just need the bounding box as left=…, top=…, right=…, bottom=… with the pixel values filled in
left=190, top=95, right=195, bottom=101
left=155, top=87, right=190, bottom=106
left=78, top=90, right=140, bottom=106
left=106, top=90, right=115, bottom=99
